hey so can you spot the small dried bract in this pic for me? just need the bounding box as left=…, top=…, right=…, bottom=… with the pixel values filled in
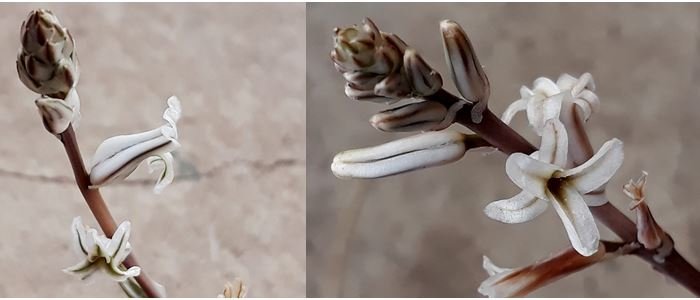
left=218, top=278, right=248, bottom=298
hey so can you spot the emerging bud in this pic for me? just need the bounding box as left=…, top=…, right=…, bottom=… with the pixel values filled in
left=479, top=243, right=612, bottom=297
left=33, top=87, right=81, bottom=135
left=17, top=9, right=79, bottom=98
left=64, top=217, right=141, bottom=282
left=440, top=20, right=490, bottom=123
left=35, top=95, right=72, bottom=135
left=624, top=171, right=673, bottom=262
left=89, top=96, right=181, bottom=193
left=332, top=18, right=441, bottom=102
left=332, top=130, right=486, bottom=179
left=218, top=278, right=248, bottom=298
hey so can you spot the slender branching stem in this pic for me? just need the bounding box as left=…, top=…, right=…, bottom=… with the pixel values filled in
left=427, top=88, right=700, bottom=296
left=59, top=125, right=162, bottom=298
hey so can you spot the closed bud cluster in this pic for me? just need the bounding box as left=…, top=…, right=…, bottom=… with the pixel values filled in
left=17, top=9, right=79, bottom=99
left=332, top=18, right=441, bottom=102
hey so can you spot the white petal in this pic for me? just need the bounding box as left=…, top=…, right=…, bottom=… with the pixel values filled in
left=546, top=183, right=600, bottom=256
left=163, top=96, right=181, bottom=137
left=558, top=138, right=624, bottom=194
left=571, top=73, right=596, bottom=96
left=526, top=92, right=563, bottom=136
left=532, top=77, right=560, bottom=97
left=108, top=221, right=132, bottom=265
left=103, top=221, right=128, bottom=260
left=555, top=73, right=578, bottom=90
left=484, top=191, right=548, bottom=224
left=65, top=88, right=81, bottom=129
left=482, top=255, right=512, bottom=276
left=71, top=217, right=90, bottom=256
left=538, top=119, right=568, bottom=166
left=583, top=192, right=608, bottom=207
left=147, top=152, right=175, bottom=194
left=500, top=98, right=527, bottom=125
left=63, top=259, right=101, bottom=280
left=573, top=89, right=600, bottom=121
left=505, top=153, right=560, bottom=199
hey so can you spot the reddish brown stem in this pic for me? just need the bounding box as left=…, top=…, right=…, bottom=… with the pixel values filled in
left=59, top=125, right=163, bottom=298
left=425, top=89, right=536, bottom=155
left=427, top=88, right=700, bottom=296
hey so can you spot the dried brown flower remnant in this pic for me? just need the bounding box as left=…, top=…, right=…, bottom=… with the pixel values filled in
left=624, top=171, right=673, bottom=262
left=331, top=18, right=441, bottom=102
left=479, top=243, right=611, bottom=297
left=17, top=9, right=79, bottom=99
left=219, top=278, right=247, bottom=298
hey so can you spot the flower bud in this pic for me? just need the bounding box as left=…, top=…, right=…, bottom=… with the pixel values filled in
left=17, top=9, right=79, bottom=98
left=370, top=101, right=448, bottom=132
left=331, top=18, right=398, bottom=75
left=332, top=131, right=479, bottom=179
left=403, top=49, right=443, bottom=96
left=35, top=95, right=73, bottom=135
left=440, top=20, right=490, bottom=123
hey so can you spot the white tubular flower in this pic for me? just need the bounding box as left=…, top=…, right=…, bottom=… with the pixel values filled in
left=64, top=217, right=141, bottom=282
left=88, top=96, right=181, bottom=193
left=332, top=130, right=484, bottom=179
left=479, top=243, right=608, bottom=297
left=501, top=73, right=599, bottom=135
left=485, top=119, right=624, bottom=256
left=218, top=278, right=248, bottom=298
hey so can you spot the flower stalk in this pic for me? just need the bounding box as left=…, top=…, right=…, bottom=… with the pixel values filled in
left=59, top=125, right=163, bottom=297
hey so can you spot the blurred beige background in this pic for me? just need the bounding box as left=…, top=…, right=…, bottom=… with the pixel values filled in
left=0, top=3, right=305, bottom=297
left=307, top=3, right=700, bottom=297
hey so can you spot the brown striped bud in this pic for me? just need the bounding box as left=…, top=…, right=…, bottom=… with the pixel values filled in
left=370, top=101, right=447, bottom=132
left=440, top=20, right=490, bottom=123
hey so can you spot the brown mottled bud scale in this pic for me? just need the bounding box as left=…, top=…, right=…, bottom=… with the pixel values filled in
left=17, top=9, right=79, bottom=99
